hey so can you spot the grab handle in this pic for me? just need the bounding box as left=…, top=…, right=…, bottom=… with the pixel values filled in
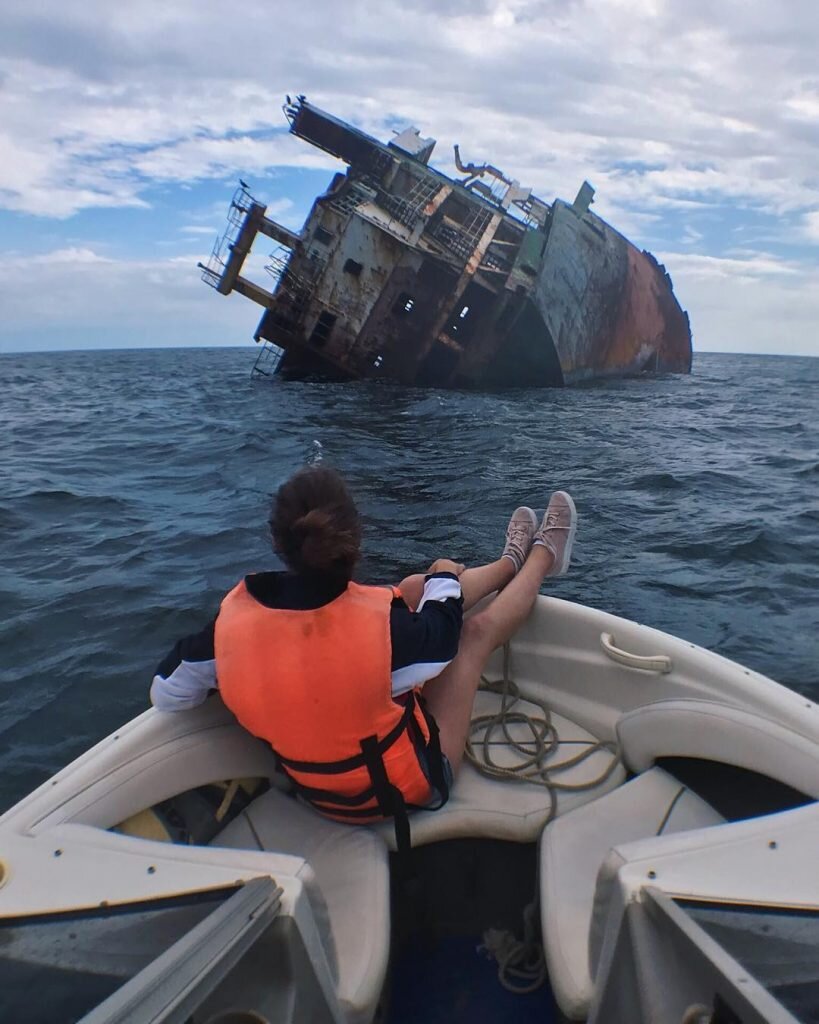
left=600, top=632, right=672, bottom=674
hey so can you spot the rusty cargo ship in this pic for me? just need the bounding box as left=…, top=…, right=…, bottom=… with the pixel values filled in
left=201, top=96, right=692, bottom=387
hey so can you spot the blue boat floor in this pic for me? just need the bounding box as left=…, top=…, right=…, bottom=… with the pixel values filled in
left=387, top=934, right=559, bottom=1024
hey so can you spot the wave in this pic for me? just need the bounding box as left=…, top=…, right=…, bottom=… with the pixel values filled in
left=8, top=488, right=130, bottom=511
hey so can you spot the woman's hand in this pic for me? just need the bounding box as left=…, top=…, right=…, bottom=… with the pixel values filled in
left=426, top=558, right=466, bottom=577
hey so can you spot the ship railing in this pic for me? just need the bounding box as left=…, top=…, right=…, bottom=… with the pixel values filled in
left=200, top=183, right=259, bottom=289
left=327, top=181, right=377, bottom=217
left=430, top=205, right=493, bottom=262
left=262, top=247, right=321, bottom=327
left=265, top=246, right=326, bottom=288
left=282, top=95, right=304, bottom=127
left=380, top=175, right=440, bottom=228
left=264, top=247, right=293, bottom=290
left=251, top=340, right=286, bottom=379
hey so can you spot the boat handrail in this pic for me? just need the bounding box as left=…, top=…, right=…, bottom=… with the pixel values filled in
left=600, top=632, right=673, bottom=674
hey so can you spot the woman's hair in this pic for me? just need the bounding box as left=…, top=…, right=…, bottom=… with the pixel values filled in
left=269, top=467, right=361, bottom=580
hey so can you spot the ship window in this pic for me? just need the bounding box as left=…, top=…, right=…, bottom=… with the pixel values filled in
left=344, top=259, right=364, bottom=276
left=313, top=226, right=333, bottom=246
left=309, top=311, right=337, bottom=348
left=393, top=293, right=415, bottom=317
left=449, top=306, right=470, bottom=334
left=373, top=354, right=384, bottom=368
left=445, top=284, right=492, bottom=345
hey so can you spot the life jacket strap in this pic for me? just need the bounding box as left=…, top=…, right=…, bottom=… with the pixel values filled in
left=412, top=693, right=451, bottom=811
left=282, top=734, right=412, bottom=855
left=274, top=690, right=449, bottom=859
left=360, top=734, right=411, bottom=857
left=275, top=696, right=417, bottom=776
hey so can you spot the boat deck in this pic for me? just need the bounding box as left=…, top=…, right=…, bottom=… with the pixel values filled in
left=387, top=838, right=559, bottom=1023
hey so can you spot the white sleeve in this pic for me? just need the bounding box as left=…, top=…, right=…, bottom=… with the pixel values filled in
left=150, top=660, right=217, bottom=712
left=415, top=574, right=462, bottom=611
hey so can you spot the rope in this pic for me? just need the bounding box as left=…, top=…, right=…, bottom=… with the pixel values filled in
left=479, top=901, right=548, bottom=994
left=466, top=643, right=622, bottom=995
left=465, top=643, right=621, bottom=828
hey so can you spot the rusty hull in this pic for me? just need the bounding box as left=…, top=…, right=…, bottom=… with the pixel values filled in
left=201, top=98, right=692, bottom=387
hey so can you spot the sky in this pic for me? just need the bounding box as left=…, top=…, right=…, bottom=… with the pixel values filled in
left=0, top=0, right=817, bottom=357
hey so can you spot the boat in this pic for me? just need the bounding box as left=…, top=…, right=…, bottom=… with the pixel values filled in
left=199, top=97, right=693, bottom=387
left=1, top=595, right=817, bottom=1023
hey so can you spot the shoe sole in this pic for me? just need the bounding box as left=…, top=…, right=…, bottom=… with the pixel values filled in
left=549, top=491, right=577, bottom=576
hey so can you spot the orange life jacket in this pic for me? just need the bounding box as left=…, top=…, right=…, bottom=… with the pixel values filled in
left=214, top=578, right=449, bottom=846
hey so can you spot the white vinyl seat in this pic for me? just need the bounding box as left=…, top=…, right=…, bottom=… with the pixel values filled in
left=374, top=689, right=625, bottom=850
left=539, top=766, right=724, bottom=1021
left=212, top=787, right=389, bottom=1024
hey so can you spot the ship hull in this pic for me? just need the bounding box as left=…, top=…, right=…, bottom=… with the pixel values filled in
left=201, top=98, right=692, bottom=388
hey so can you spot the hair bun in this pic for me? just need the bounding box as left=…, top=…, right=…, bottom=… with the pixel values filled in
left=270, top=468, right=361, bottom=579
left=293, top=509, right=335, bottom=570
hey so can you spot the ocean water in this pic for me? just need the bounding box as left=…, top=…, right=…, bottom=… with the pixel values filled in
left=0, top=347, right=817, bottom=813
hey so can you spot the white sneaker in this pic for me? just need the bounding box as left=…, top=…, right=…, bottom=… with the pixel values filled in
left=501, top=506, right=538, bottom=573
left=533, top=491, right=577, bottom=576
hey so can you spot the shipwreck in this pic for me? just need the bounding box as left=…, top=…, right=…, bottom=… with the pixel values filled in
left=200, top=96, right=692, bottom=387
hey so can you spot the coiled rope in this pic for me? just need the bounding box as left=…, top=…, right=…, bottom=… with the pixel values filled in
left=466, top=643, right=621, bottom=820
left=467, top=643, right=621, bottom=992
left=478, top=901, right=547, bottom=994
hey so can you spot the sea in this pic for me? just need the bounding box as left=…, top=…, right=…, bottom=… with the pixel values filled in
left=1, top=347, right=817, bottom=813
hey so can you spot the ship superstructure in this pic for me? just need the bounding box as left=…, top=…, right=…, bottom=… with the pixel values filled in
left=201, top=96, right=691, bottom=386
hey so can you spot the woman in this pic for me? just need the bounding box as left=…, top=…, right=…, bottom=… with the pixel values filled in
left=151, top=467, right=576, bottom=842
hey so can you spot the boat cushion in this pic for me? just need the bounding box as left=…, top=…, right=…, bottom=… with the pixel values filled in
left=373, top=689, right=625, bottom=850
left=539, top=766, right=724, bottom=1021
left=617, top=699, right=819, bottom=797
left=212, top=787, right=389, bottom=1024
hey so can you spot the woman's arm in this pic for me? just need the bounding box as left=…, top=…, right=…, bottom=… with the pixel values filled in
left=150, top=618, right=218, bottom=711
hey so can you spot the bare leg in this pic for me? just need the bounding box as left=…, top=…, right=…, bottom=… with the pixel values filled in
left=397, top=558, right=515, bottom=613
left=420, top=545, right=554, bottom=775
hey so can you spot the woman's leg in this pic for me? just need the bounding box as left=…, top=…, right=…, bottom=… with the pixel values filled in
left=397, top=558, right=514, bottom=613
left=421, top=544, right=555, bottom=774
left=397, top=506, right=538, bottom=611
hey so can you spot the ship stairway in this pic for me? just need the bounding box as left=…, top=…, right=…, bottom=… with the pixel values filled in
left=431, top=205, right=493, bottom=262
left=200, top=184, right=258, bottom=289
left=381, top=175, right=440, bottom=228
left=264, top=245, right=319, bottom=322
left=251, top=340, right=286, bottom=379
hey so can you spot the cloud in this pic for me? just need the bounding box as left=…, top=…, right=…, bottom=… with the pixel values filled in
left=0, top=246, right=260, bottom=349
left=2, top=0, right=819, bottom=223
left=658, top=251, right=801, bottom=281
left=26, top=246, right=113, bottom=265
left=803, top=210, right=819, bottom=244
left=0, top=1, right=818, bottom=355
left=659, top=250, right=819, bottom=356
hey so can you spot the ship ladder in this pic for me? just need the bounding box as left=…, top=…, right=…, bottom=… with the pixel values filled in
left=251, top=340, right=285, bottom=379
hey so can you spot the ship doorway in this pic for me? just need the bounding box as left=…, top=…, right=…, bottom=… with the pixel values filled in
left=309, top=310, right=337, bottom=348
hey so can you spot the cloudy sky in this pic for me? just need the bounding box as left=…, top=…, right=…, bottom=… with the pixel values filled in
left=1, top=0, right=817, bottom=356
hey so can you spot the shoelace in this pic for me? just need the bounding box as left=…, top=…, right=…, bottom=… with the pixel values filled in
left=507, top=526, right=532, bottom=543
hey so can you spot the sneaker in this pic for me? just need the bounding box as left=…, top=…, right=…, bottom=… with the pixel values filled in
left=501, top=506, right=538, bottom=573
left=533, top=491, right=577, bottom=576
